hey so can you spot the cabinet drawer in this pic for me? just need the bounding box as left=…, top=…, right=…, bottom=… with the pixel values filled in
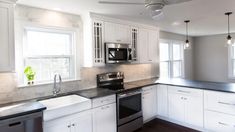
left=142, top=86, right=156, bottom=95
left=168, top=86, right=203, bottom=97
left=92, top=95, right=116, bottom=108
left=204, top=91, right=235, bottom=115
left=205, top=110, right=235, bottom=132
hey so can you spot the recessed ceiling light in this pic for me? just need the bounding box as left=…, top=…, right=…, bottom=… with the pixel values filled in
left=172, top=21, right=181, bottom=26
left=53, top=8, right=62, bottom=11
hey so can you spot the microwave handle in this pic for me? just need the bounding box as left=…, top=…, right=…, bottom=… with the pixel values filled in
left=128, top=48, right=132, bottom=60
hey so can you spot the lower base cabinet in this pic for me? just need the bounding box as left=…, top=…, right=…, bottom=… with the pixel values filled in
left=142, top=86, right=157, bottom=122
left=44, top=110, right=92, bottom=132
left=92, top=103, right=117, bottom=132
left=205, top=110, right=235, bottom=132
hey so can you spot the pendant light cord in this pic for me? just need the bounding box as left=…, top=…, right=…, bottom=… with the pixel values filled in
left=228, top=13, right=230, bottom=35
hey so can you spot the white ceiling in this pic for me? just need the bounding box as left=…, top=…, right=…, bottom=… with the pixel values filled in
left=17, top=0, right=235, bottom=36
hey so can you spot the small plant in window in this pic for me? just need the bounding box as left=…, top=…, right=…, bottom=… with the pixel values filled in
left=24, top=66, right=36, bottom=85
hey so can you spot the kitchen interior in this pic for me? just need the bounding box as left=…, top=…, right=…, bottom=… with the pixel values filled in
left=1, top=0, right=235, bottom=132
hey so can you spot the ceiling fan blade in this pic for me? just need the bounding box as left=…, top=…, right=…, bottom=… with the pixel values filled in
left=98, top=1, right=145, bottom=5
left=163, top=0, right=192, bottom=5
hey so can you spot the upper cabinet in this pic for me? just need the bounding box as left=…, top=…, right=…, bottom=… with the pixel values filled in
left=93, top=20, right=105, bottom=66
left=0, top=1, right=15, bottom=72
left=138, top=28, right=159, bottom=63
left=90, top=15, right=159, bottom=67
left=104, top=22, right=130, bottom=44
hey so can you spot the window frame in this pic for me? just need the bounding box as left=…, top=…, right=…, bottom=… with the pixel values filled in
left=16, top=23, right=81, bottom=86
left=159, top=39, right=185, bottom=78
left=228, top=45, right=235, bottom=79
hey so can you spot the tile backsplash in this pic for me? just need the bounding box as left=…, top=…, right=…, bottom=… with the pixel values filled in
left=0, top=64, right=158, bottom=104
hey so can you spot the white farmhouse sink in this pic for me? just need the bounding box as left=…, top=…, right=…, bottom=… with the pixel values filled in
left=39, top=95, right=91, bottom=121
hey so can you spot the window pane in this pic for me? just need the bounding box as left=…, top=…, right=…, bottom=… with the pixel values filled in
left=25, top=58, right=71, bottom=82
left=160, top=62, right=169, bottom=78
left=160, top=43, right=169, bottom=61
left=26, top=30, right=71, bottom=56
left=173, top=61, right=182, bottom=77
left=173, top=44, right=181, bottom=60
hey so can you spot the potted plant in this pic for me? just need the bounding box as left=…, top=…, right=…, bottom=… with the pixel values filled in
left=24, top=66, right=36, bottom=85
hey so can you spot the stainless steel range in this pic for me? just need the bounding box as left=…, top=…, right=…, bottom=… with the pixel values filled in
left=97, top=72, right=143, bottom=132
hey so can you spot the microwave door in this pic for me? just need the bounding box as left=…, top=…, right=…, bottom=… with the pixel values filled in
left=108, top=48, right=128, bottom=61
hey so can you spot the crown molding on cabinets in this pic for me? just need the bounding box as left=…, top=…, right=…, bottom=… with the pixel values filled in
left=90, top=12, right=159, bottom=31
left=0, top=0, right=17, bottom=4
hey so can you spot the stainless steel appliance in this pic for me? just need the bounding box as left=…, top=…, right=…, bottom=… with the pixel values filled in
left=97, top=72, right=143, bottom=132
left=0, top=112, right=43, bottom=132
left=105, top=43, right=132, bottom=64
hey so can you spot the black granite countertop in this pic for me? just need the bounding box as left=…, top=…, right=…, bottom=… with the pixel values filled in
left=157, top=78, right=235, bottom=93
left=76, top=88, right=117, bottom=99
left=0, top=101, right=46, bottom=121
left=2, top=77, right=235, bottom=121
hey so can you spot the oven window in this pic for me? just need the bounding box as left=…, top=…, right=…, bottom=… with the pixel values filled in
left=119, top=93, right=141, bottom=119
left=108, top=48, right=128, bottom=60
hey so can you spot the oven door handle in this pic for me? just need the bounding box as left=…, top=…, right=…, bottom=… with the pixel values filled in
left=118, top=91, right=142, bottom=98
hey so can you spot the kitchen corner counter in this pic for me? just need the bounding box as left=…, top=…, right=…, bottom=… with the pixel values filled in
left=0, top=101, right=46, bottom=121
left=156, top=78, right=235, bottom=93
left=76, top=88, right=117, bottom=99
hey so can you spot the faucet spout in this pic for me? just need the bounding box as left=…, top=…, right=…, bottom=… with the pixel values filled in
left=53, top=74, right=62, bottom=96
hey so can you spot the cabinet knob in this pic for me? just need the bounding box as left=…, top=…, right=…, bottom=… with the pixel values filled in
left=72, top=124, right=75, bottom=126
left=68, top=125, right=71, bottom=128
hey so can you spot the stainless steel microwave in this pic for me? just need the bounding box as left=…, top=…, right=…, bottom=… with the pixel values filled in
left=105, top=43, right=132, bottom=64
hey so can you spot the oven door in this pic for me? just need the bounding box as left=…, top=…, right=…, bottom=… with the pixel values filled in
left=117, top=90, right=142, bottom=126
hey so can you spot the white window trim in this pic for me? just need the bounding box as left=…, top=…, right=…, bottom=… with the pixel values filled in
left=228, top=45, right=235, bottom=79
left=160, top=39, right=185, bottom=78
left=15, top=22, right=81, bottom=87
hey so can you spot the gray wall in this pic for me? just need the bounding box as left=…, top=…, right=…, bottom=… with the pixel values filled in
left=193, top=34, right=235, bottom=83
left=159, top=31, right=194, bottom=79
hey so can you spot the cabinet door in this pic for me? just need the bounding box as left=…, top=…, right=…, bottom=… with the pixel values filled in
left=142, top=86, right=157, bottom=122
left=93, top=103, right=117, bottom=132
left=116, top=23, right=130, bottom=43
left=138, top=28, right=149, bottom=63
left=72, top=111, right=92, bottom=132
left=93, top=20, right=105, bottom=65
left=44, top=120, right=70, bottom=132
left=184, top=95, right=203, bottom=127
left=205, top=110, right=235, bottom=132
left=0, top=2, right=14, bottom=72
left=156, top=85, right=168, bottom=117
left=148, top=30, right=158, bottom=63
left=104, top=22, right=116, bottom=43
left=168, top=93, right=185, bottom=123
left=104, top=22, right=130, bottom=43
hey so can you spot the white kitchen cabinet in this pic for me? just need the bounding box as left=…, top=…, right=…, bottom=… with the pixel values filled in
left=148, top=30, right=159, bottom=63
left=168, top=86, right=203, bottom=128
left=44, top=110, right=92, bottom=132
left=0, top=1, right=15, bottom=72
left=92, top=103, right=117, bottom=132
left=138, top=28, right=149, bottom=63
left=168, top=92, right=185, bottom=123
left=93, top=20, right=105, bottom=66
left=156, top=85, right=168, bottom=118
left=104, top=22, right=130, bottom=43
left=138, top=28, right=159, bottom=63
left=205, top=110, right=235, bottom=132
left=142, top=85, right=157, bottom=122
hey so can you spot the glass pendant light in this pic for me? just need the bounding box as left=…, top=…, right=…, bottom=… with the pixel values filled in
left=225, top=12, right=233, bottom=45
left=184, top=20, right=190, bottom=50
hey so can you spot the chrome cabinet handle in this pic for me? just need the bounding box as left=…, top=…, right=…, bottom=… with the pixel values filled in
left=218, top=101, right=235, bottom=106
left=177, top=90, right=191, bottom=94
left=218, top=122, right=228, bottom=126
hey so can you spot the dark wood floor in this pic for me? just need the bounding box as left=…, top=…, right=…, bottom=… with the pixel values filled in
left=135, top=118, right=199, bottom=132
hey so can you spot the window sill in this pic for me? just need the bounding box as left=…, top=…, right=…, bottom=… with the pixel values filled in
left=17, top=79, right=81, bottom=88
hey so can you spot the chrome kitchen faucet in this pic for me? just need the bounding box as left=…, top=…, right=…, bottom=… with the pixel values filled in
left=53, top=74, right=62, bottom=96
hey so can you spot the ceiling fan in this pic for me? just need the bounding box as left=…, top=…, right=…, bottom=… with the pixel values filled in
left=98, top=0, right=192, bottom=19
